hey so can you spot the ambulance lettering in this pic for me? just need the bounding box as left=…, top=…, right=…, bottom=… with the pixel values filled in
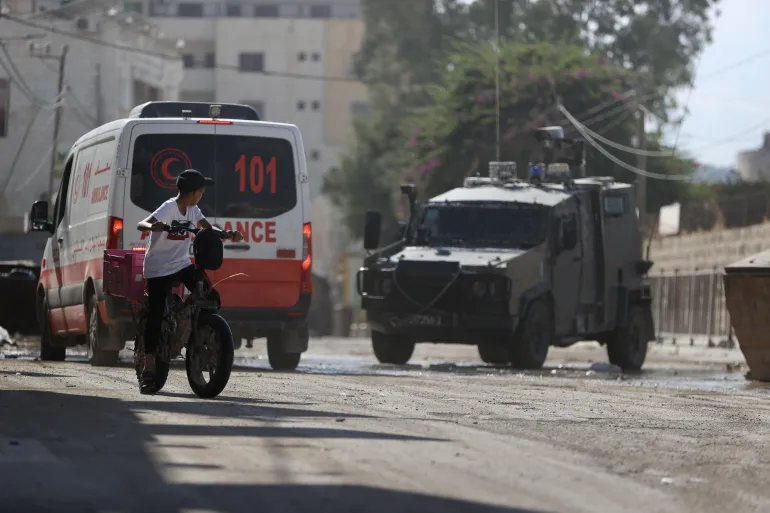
left=91, top=185, right=109, bottom=204
left=224, top=221, right=276, bottom=243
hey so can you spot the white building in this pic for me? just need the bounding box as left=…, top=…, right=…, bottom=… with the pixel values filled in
left=0, top=0, right=184, bottom=216
left=1, top=0, right=368, bottom=280
left=737, top=132, right=770, bottom=182
left=141, top=0, right=369, bottom=279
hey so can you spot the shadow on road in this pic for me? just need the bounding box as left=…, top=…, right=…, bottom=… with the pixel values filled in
left=0, top=389, right=550, bottom=513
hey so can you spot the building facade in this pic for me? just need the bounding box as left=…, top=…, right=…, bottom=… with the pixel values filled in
left=140, top=0, right=369, bottom=279
left=0, top=0, right=183, bottom=216
left=138, top=0, right=368, bottom=200
left=737, top=132, right=770, bottom=182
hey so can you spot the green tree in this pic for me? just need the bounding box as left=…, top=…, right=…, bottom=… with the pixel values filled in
left=407, top=40, right=638, bottom=197
left=467, top=0, right=721, bottom=115
left=326, top=0, right=721, bottom=237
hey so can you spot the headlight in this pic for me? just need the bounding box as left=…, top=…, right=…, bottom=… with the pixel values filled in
left=472, top=281, right=486, bottom=296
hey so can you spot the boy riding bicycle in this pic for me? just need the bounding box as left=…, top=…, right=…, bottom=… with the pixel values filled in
left=136, top=169, right=243, bottom=395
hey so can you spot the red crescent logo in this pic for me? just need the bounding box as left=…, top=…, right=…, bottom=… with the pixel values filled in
left=150, top=148, right=192, bottom=190
left=161, top=157, right=179, bottom=181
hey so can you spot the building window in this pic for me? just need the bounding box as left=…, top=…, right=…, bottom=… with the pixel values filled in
left=124, top=1, right=143, bottom=13
left=310, top=150, right=320, bottom=161
left=225, top=3, right=241, bottom=16
left=309, top=4, right=331, bottom=18
left=351, top=101, right=371, bottom=117
left=254, top=4, right=279, bottom=17
left=239, top=100, right=265, bottom=119
left=182, top=54, right=196, bottom=68
left=297, top=101, right=306, bottom=111
left=177, top=2, right=203, bottom=17
left=311, top=52, right=321, bottom=62
left=297, top=52, right=307, bottom=62
left=311, top=100, right=320, bottom=111
left=204, top=52, right=216, bottom=68
left=238, top=52, right=264, bottom=72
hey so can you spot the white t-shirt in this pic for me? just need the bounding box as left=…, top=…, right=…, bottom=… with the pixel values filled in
left=143, top=198, right=205, bottom=279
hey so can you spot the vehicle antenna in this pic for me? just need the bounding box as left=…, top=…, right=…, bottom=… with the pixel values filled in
left=494, top=0, right=500, bottom=162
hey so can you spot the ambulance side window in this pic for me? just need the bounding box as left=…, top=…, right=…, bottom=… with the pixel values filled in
left=54, top=157, right=74, bottom=231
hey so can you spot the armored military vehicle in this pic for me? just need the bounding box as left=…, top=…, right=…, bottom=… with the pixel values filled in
left=356, top=126, right=655, bottom=370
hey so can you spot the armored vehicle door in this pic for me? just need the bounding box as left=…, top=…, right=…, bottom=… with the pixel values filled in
left=550, top=200, right=581, bottom=336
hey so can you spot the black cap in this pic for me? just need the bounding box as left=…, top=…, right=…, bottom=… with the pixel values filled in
left=177, top=169, right=214, bottom=192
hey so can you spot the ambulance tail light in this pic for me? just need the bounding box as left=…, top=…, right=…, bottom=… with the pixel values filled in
left=301, top=222, right=312, bottom=293
left=107, top=217, right=124, bottom=250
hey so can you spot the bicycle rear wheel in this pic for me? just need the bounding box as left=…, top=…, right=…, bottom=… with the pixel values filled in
left=185, top=313, right=234, bottom=399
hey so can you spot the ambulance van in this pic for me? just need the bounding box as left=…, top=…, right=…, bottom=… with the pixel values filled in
left=28, top=102, right=313, bottom=370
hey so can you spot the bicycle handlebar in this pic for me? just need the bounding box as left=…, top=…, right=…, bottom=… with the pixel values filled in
left=163, top=222, right=232, bottom=240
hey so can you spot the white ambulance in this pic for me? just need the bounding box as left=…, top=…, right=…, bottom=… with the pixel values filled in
left=29, top=102, right=313, bottom=369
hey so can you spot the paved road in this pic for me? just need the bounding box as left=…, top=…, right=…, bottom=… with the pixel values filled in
left=1, top=338, right=768, bottom=513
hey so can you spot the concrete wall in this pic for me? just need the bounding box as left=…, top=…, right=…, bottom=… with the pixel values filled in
left=649, top=222, right=770, bottom=273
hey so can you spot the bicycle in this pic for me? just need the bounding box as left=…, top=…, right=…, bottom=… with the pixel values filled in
left=103, top=220, right=243, bottom=398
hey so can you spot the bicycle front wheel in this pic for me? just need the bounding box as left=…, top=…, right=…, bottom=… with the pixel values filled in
left=185, top=313, right=234, bottom=399
left=134, top=317, right=171, bottom=393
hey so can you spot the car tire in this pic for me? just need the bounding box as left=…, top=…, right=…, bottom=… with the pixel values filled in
left=267, top=333, right=302, bottom=371
left=371, top=331, right=415, bottom=365
left=510, top=299, right=552, bottom=369
left=607, top=304, right=650, bottom=371
left=86, top=293, right=119, bottom=367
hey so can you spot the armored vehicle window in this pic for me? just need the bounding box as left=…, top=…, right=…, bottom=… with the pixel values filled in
left=417, top=202, right=547, bottom=249
left=604, top=194, right=626, bottom=216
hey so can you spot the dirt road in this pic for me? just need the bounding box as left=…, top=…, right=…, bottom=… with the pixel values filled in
left=1, top=338, right=768, bottom=513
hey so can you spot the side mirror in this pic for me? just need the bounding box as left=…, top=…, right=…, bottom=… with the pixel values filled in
left=400, top=183, right=417, bottom=200
left=363, top=210, right=382, bottom=251
left=29, top=201, right=52, bottom=233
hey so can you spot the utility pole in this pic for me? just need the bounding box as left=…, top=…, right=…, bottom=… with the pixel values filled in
left=94, top=63, right=103, bottom=125
left=31, top=43, right=68, bottom=214
left=635, top=94, right=647, bottom=221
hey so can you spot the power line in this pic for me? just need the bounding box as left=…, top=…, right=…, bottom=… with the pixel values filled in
left=1, top=13, right=362, bottom=83
left=564, top=103, right=770, bottom=159
left=699, top=47, right=770, bottom=80
left=671, top=52, right=703, bottom=153
left=559, top=104, right=693, bottom=181
left=0, top=42, right=64, bottom=108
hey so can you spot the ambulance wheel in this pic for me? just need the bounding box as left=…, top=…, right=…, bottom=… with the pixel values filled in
left=371, top=331, right=415, bottom=365
left=267, top=334, right=301, bottom=371
left=87, top=293, right=119, bottom=367
left=39, top=297, right=66, bottom=362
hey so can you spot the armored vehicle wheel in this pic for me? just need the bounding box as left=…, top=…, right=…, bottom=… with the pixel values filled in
left=371, top=331, right=415, bottom=365
left=607, top=305, right=649, bottom=371
left=477, top=342, right=511, bottom=365
left=511, top=300, right=552, bottom=369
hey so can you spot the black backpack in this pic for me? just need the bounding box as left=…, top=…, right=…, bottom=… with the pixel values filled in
left=193, top=228, right=224, bottom=270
